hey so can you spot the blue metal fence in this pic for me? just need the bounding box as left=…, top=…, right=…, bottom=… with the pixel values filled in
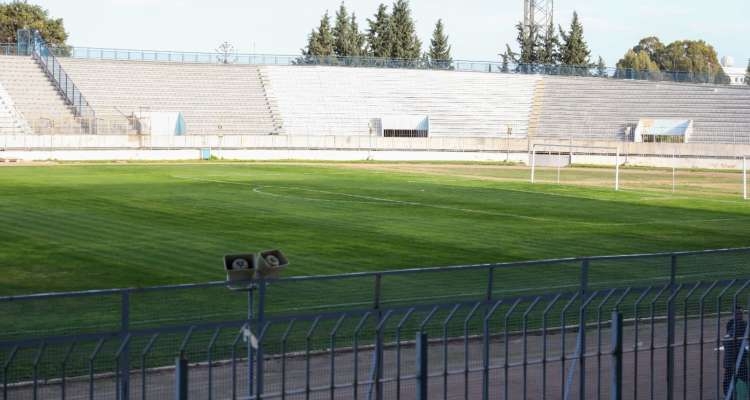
left=44, top=45, right=741, bottom=85
left=2, top=247, right=750, bottom=399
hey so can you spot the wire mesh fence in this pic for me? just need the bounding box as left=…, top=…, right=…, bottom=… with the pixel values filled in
left=2, top=247, right=750, bottom=399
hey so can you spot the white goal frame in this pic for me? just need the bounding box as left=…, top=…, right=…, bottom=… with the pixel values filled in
left=530, top=144, right=620, bottom=191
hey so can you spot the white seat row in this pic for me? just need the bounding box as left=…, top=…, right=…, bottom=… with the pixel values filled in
left=59, top=58, right=281, bottom=135
left=262, top=65, right=538, bottom=137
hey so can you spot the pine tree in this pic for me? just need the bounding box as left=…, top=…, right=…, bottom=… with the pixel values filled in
left=537, top=21, right=560, bottom=66
left=389, top=0, right=421, bottom=60
left=350, top=13, right=366, bottom=56
left=428, top=19, right=452, bottom=69
left=302, top=12, right=335, bottom=60
left=596, top=56, right=607, bottom=77
left=559, top=11, right=591, bottom=70
left=500, top=44, right=517, bottom=73
left=366, top=3, right=392, bottom=58
left=515, top=22, right=539, bottom=72
left=333, top=2, right=359, bottom=57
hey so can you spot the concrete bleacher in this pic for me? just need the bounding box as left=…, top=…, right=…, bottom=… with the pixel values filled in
left=0, top=56, right=78, bottom=134
left=532, top=76, right=750, bottom=143
left=4, top=51, right=749, bottom=144
left=261, top=66, right=539, bottom=137
left=0, top=82, right=31, bottom=134
left=59, top=58, right=281, bottom=135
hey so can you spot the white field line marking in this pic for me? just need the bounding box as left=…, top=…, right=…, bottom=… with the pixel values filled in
left=172, top=176, right=735, bottom=227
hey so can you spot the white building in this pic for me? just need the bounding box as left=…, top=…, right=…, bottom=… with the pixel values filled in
left=721, top=56, right=748, bottom=86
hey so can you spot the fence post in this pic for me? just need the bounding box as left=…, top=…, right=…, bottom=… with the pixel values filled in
left=373, top=273, right=384, bottom=400
left=175, top=356, right=188, bottom=400
left=578, top=259, right=590, bottom=398
left=610, top=311, right=623, bottom=400
left=256, top=281, right=267, bottom=399
left=667, top=255, right=677, bottom=400
left=120, top=290, right=130, bottom=400
left=247, top=288, right=255, bottom=400
left=416, top=332, right=428, bottom=400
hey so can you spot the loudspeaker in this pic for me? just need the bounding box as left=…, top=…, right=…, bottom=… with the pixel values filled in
left=224, top=253, right=257, bottom=289
left=255, top=249, right=289, bottom=279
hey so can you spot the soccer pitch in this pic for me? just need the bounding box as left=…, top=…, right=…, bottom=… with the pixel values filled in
left=1, top=161, right=749, bottom=295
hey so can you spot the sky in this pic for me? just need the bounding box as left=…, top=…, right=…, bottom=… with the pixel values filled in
left=29, top=0, right=750, bottom=69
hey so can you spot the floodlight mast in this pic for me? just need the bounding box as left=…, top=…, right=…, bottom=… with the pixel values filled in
left=524, top=0, right=554, bottom=34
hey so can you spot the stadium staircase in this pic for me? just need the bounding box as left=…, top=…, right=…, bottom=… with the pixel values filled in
left=0, top=56, right=81, bottom=134
left=527, top=79, right=546, bottom=137
left=261, top=66, right=539, bottom=137
left=256, top=68, right=284, bottom=134
left=534, top=76, right=750, bottom=143
left=59, top=58, right=280, bottom=135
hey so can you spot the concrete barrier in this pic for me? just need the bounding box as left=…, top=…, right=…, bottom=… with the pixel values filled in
left=1, top=134, right=748, bottom=169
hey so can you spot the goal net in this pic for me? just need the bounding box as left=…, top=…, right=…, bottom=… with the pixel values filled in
left=529, top=144, right=620, bottom=191
left=530, top=146, right=748, bottom=199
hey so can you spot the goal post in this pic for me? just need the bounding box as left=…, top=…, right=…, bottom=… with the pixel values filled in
left=529, top=144, right=620, bottom=191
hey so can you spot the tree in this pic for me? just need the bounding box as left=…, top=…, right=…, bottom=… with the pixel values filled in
left=596, top=56, right=607, bottom=77
left=746, top=61, right=750, bottom=86
left=537, top=21, right=560, bottom=66
left=0, top=1, right=68, bottom=52
left=616, top=37, right=729, bottom=83
left=301, top=12, right=335, bottom=59
left=366, top=3, right=392, bottom=58
left=333, top=2, right=360, bottom=57
left=615, top=49, right=660, bottom=79
left=215, top=41, right=237, bottom=64
left=559, top=11, right=591, bottom=68
left=633, top=36, right=665, bottom=66
left=428, top=19, right=451, bottom=68
left=515, top=22, right=539, bottom=66
left=388, top=0, right=421, bottom=60
left=350, top=13, right=367, bottom=57
left=500, top=44, right=515, bottom=73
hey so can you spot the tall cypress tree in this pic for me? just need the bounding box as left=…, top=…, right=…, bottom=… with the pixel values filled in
left=366, top=3, right=392, bottom=58
left=350, top=13, right=366, bottom=56
left=428, top=19, right=452, bottom=68
left=745, top=61, right=750, bottom=86
left=333, top=2, right=358, bottom=57
left=389, top=0, right=421, bottom=59
left=559, top=11, right=591, bottom=67
left=537, top=21, right=560, bottom=65
left=302, top=12, right=335, bottom=58
left=515, top=22, right=539, bottom=65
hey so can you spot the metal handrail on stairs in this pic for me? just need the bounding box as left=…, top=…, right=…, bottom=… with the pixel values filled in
left=29, top=31, right=97, bottom=134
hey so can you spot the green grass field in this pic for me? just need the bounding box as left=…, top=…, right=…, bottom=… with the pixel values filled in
left=1, top=161, right=749, bottom=296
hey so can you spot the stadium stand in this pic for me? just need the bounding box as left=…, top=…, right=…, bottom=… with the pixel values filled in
left=59, top=58, right=282, bottom=135
left=532, top=76, right=750, bottom=143
left=0, top=56, right=78, bottom=134
left=2, top=51, right=750, bottom=143
left=0, top=82, right=31, bottom=134
left=261, top=65, right=539, bottom=136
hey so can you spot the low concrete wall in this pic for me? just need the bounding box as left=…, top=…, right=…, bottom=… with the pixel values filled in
left=1, top=134, right=748, bottom=169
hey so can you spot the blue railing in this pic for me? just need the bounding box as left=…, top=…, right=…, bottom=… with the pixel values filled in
left=0, top=43, right=21, bottom=56
left=30, top=33, right=96, bottom=133
left=48, top=45, right=743, bottom=86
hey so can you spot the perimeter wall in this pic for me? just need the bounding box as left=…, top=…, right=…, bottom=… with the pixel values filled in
left=0, top=135, right=748, bottom=169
